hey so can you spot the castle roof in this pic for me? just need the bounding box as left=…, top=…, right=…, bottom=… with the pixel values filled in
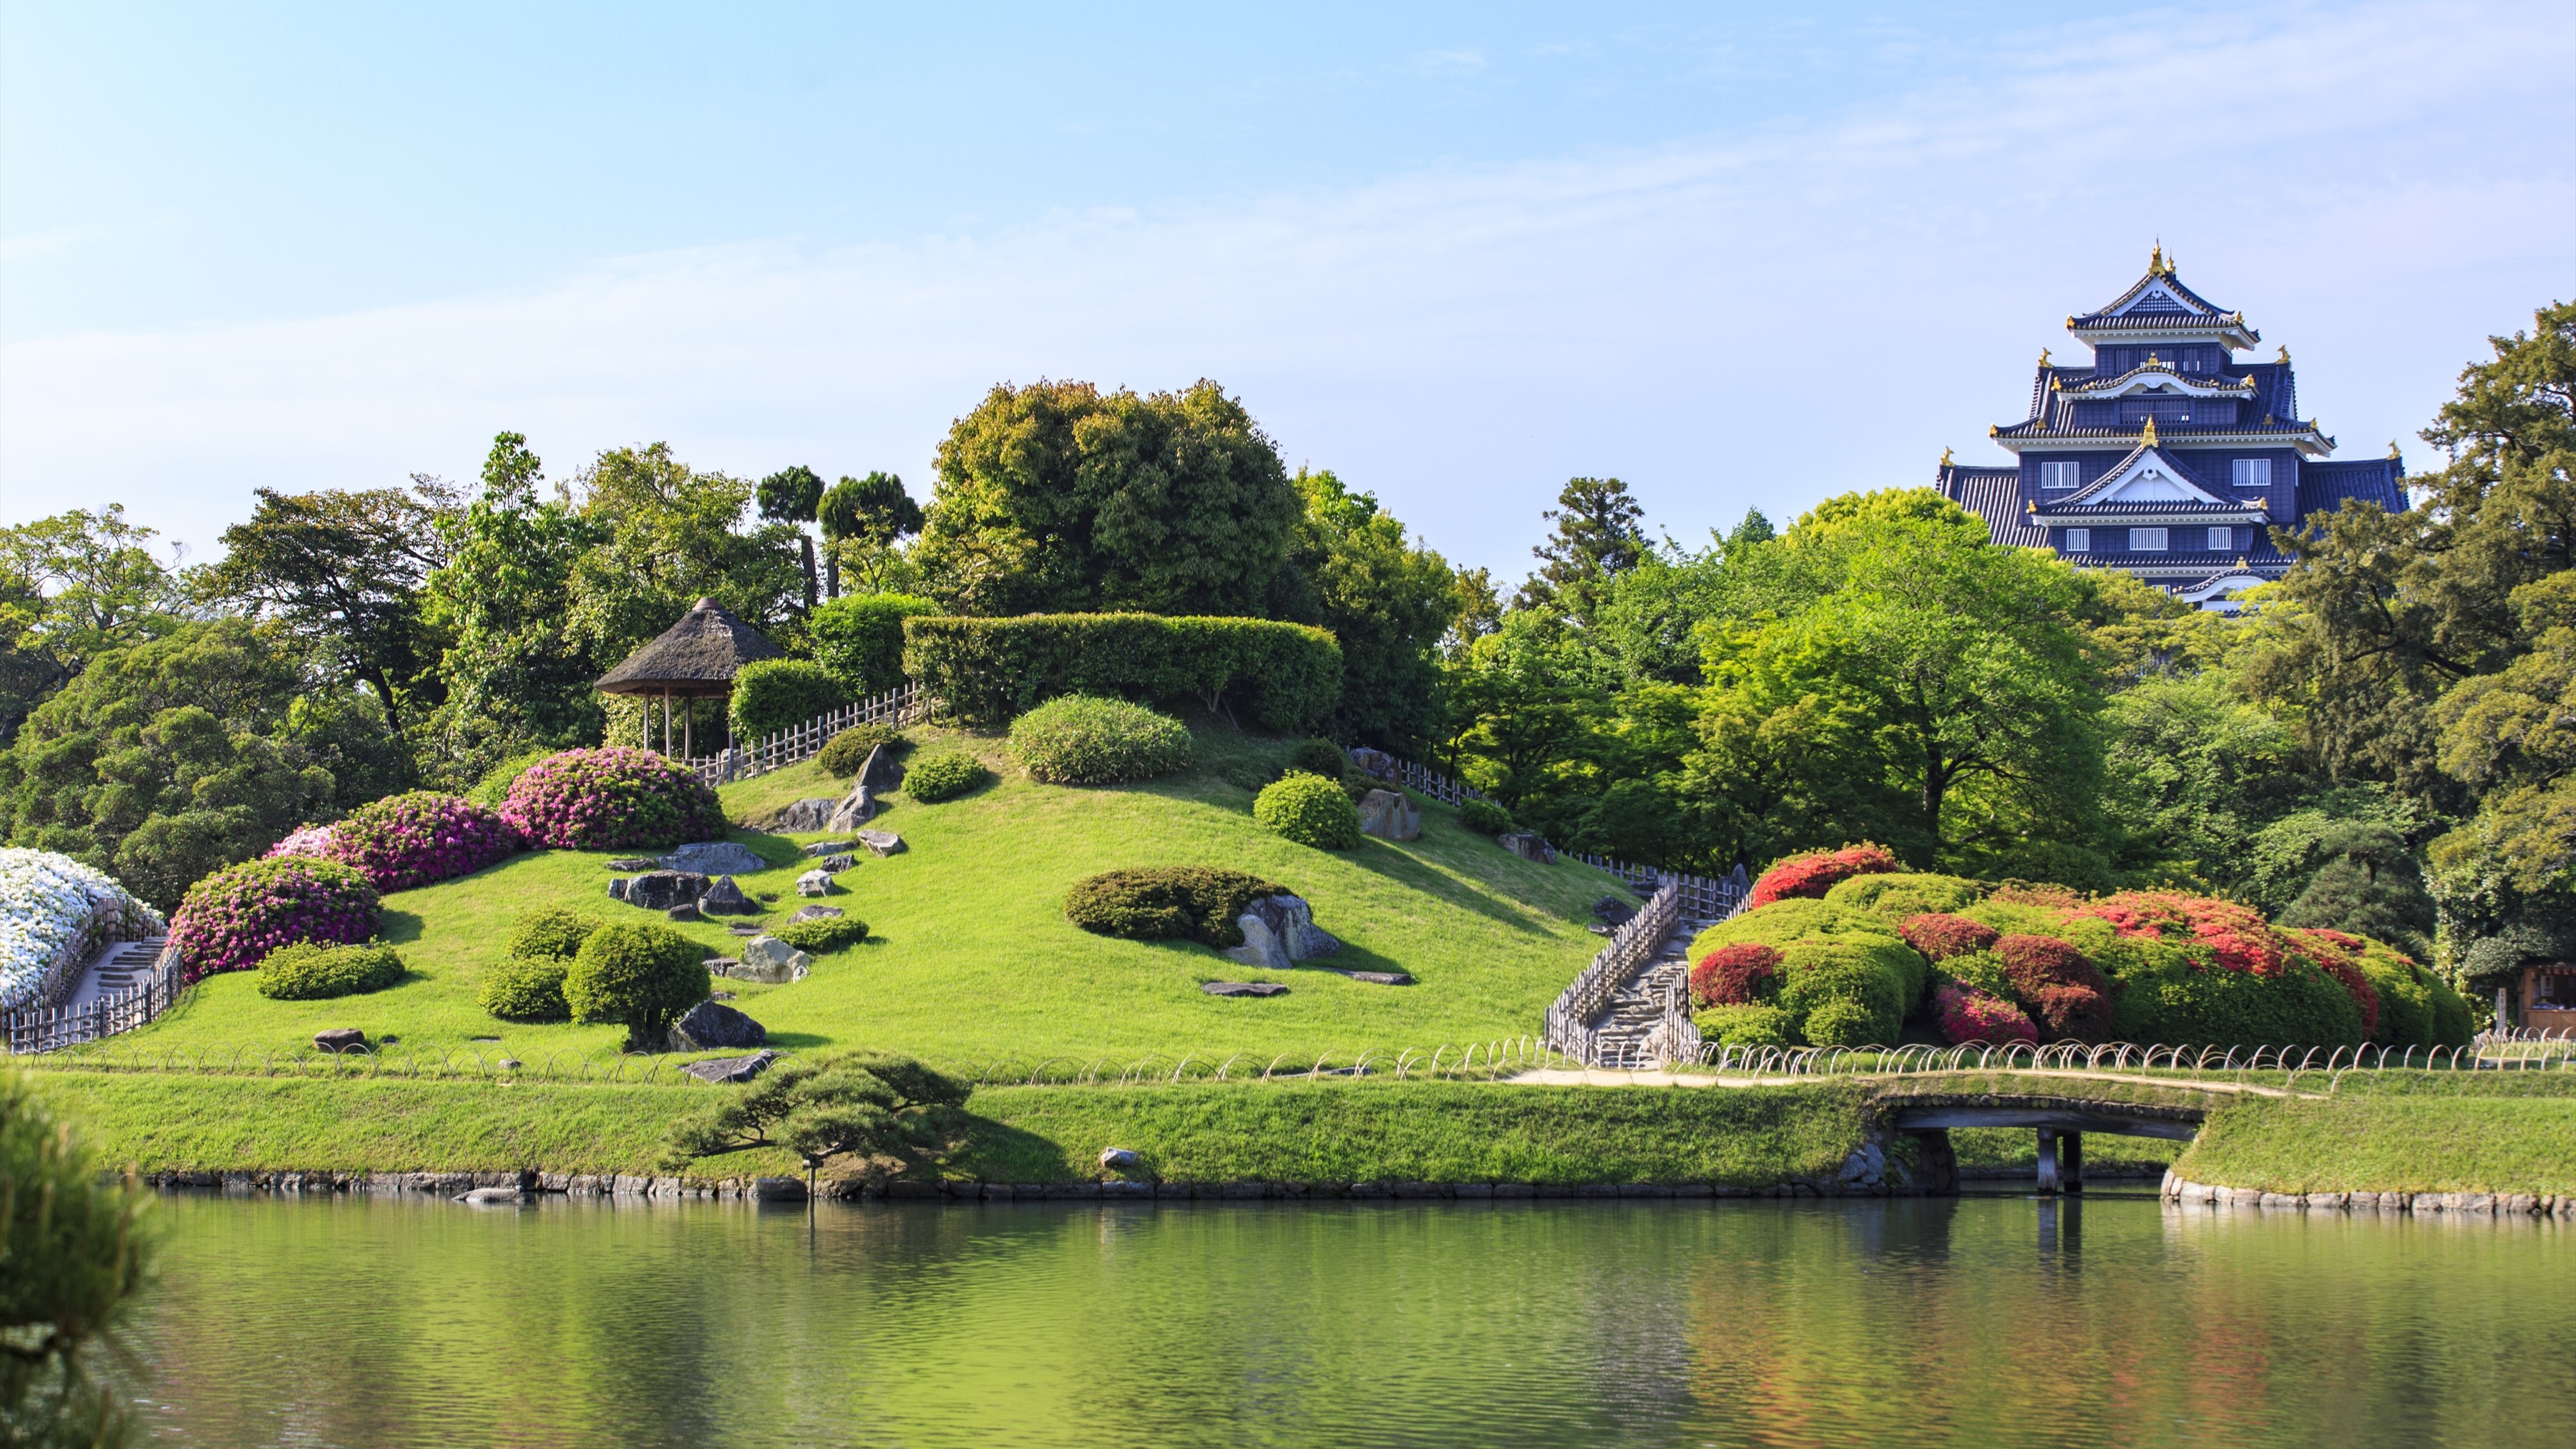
left=2067, top=248, right=2260, bottom=348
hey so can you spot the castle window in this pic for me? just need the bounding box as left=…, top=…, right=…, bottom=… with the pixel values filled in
left=2041, top=462, right=2081, bottom=489
left=2233, top=458, right=2272, bottom=489
left=2064, top=528, right=2091, bottom=552
left=2207, top=526, right=2232, bottom=550
left=2130, top=527, right=2169, bottom=552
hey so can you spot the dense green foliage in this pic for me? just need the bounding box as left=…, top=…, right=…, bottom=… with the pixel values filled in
left=0, top=504, right=186, bottom=747
left=1267, top=470, right=1463, bottom=751
left=1062, top=866, right=1285, bottom=950
left=1287, top=737, right=1347, bottom=779
left=0, top=1071, right=152, bottom=1448
left=728, top=658, right=847, bottom=741
left=817, top=723, right=909, bottom=779
left=771, top=915, right=870, bottom=953
left=564, top=923, right=711, bottom=1050
left=504, top=907, right=599, bottom=962
left=253, top=940, right=405, bottom=1000
left=899, top=750, right=990, bottom=801
left=1458, top=798, right=1513, bottom=835
left=1254, top=772, right=1364, bottom=850
left=1007, top=696, right=1194, bottom=785
left=906, top=612, right=1341, bottom=731
left=477, top=955, right=571, bottom=1023
left=666, top=1050, right=972, bottom=1174
left=807, top=592, right=937, bottom=697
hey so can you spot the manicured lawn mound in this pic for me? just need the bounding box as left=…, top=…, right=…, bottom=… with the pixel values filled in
left=2177, top=1094, right=2576, bottom=1196
left=112, top=722, right=1632, bottom=1063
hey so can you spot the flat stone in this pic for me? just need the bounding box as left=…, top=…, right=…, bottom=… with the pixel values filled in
left=313, top=1028, right=366, bottom=1053
left=732, top=935, right=811, bottom=985
left=660, top=841, right=769, bottom=877
left=803, top=839, right=855, bottom=857
left=853, top=830, right=904, bottom=857
left=1591, top=895, right=1637, bottom=927
left=1334, top=970, right=1413, bottom=986
left=789, top=904, right=845, bottom=922
left=751, top=1176, right=808, bottom=1201
left=1497, top=830, right=1557, bottom=864
left=666, top=902, right=702, bottom=922
left=754, top=797, right=839, bottom=832
left=456, top=1186, right=522, bottom=1205
left=606, top=857, right=658, bottom=870
left=703, top=957, right=741, bottom=975
left=1099, top=1147, right=1142, bottom=1170
left=820, top=854, right=857, bottom=872
left=679, top=1048, right=779, bottom=1083
left=668, top=1000, right=767, bottom=1052
left=1356, top=788, right=1421, bottom=842
left=726, top=922, right=763, bottom=936
left=796, top=868, right=836, bottom=897
left=697, top=875, right=760, bottom=915
left=1201, top=981, right=1289, bottom=997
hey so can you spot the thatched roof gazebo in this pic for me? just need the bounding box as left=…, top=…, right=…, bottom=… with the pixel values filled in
left=595, top=597, right=783, bottom=758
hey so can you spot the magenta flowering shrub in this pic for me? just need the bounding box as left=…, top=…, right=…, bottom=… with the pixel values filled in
left=265, top=824, right=339, bottom=860
left=328, top=791, right=521, bottom=892
left=1933, top=982, right=2038, bottom=1048
left=170, top=857, right=380, bottom=981
left=499, top=747, right=727, bottom=851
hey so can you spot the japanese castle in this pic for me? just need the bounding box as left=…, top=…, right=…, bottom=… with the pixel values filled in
left=1936, top=249, right=2407, bottom=610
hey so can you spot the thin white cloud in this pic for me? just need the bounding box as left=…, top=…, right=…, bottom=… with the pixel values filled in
left=4, top=0, right=2567, bottom=575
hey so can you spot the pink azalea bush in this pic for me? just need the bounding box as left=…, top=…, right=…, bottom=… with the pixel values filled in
left=1933, top=982, right=2038, bottom=1048
left=169, top=856, right=380, bottom=981
left=499, top=747, right=727, bottom=851
left=265, top=824, right=339, bottom=860
left=328, top=791, right=521, bottom=892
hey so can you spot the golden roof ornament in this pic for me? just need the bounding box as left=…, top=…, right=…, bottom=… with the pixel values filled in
left=2147, top=351, right=2161, bottom=368
left=2026, top=499, right=2037, bottom=513
left=2141, top=416, right=2160, bottom=444
left=2049, top=375, right=2062, bottom=391
left=2237, top=555, right=2250, bottom=569
left=2388, top=440, right=2403, bottom=459
left=2276, top=345, right=2290, bottom=364
left=2038, top=347, right=2051, bottom=366
left=2150, top=241, right=2165, bottom=273
left=1939, top=447, right=1954, bottom=467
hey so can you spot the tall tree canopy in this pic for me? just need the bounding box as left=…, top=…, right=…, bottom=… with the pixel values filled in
left=1267, top=469, right=1460, bottom=752
left=916, top=379, right=1299, bottom=616
left=758, top=464, right=826, bottom=610
left=1516, top=477, right=1649, bottom=623
left=0, top=505, right=187, bottom=742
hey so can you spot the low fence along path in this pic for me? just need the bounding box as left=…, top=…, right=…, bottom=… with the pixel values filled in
left=1583, top=904, right=1722, bottom=1064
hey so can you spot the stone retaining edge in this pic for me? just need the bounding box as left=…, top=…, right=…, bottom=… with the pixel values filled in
left=2160, top=1171, right=2572, bottom=1218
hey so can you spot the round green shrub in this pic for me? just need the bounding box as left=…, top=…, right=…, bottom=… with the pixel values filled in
left=771, top=915, right=870, bottom=953
left=479, top=955, right=571, bottom=1023
left=1689, top=899, right=1850, bottom=957
left=904, top=751, right=993, bottom=802
left=730, top=659, right=849, bottom=741
left=1008, top=695, right=1193, bottom=785
left=255, top=941, right=405, bottom=1000
left=1287, top=738, right=1347, bottom=779
left=565, top=922, right=711, bottom=1050
left=1063, top=867, right=1285, bottom=949
left=1458, top=799, right=1515, bottom=836
left=465, top=747, right=553, bottom=809
left=1774, top=937, right=1918, bottom=1045
left=1825, top=872, right=1991, bottom=924
left=1254, top=772, right=1362, bottom=850
left=1941, top=950, right=2019, bottom=1005
left=818, top=724, right=911, bottom=779
left=1802, top=997, right=1887, bottom=1048
left=1694, top=1003, right=1795, bottom=1048
left=506, top=907, right=599, bottom=963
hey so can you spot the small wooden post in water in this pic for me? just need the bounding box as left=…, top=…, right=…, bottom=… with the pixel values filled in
left=2035, top=1127, right=2061, bottom=1194
left=2062, top=1132, right=2084, bottom=1194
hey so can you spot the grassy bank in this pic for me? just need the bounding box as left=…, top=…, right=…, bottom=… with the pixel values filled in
left=123, top=723, right=1629, bottom=1063
left=2175, top=1088, right=2576, bottom=1196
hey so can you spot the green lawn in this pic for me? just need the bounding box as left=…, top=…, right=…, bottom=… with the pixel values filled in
left=122, top=724, right=1632, bottom=1065
left=2175, top=1089, right=2576, bottom=1195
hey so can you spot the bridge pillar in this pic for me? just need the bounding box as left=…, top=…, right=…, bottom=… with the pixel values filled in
left=2034, top=1128, right=2060, bottom=1194
left=2062, top=1131, right=2083, bottom=1194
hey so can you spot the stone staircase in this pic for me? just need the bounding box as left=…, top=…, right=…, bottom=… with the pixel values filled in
left=1586, top=913, right=1714, bottom=1064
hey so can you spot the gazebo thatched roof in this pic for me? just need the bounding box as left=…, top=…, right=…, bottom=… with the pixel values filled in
left=595, top=597, right=782, bottom=698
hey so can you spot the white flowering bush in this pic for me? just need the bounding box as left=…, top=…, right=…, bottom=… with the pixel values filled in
left=0, top=849, right=165, bottom=1010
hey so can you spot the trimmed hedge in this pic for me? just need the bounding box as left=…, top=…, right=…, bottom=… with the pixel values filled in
left=1254, top=772, right=1362, bottom=850
left=771, top=915, right=869, bottom=953
left=170, top=857, right=381, bottom=981
left=809, top=592, right=938, bottom=698
left=1748, top=843, right=1900, bottom=907
left=905, top=613, right=1341, bottom=731
left=818, top=724, right=909, bottom=779
left=255, top=941, right=404, bottom=1000
left=904, top=751, right=993, bottom=802
left=1009, top=696, right=1193, bottom=786
left=1063, top=867, right=1284, bottom=950
left=729, top=659, right=848, bottom=741
left=506, top=907, right=599, bottom=962
left=565, top=922, right=711, bottom=1050
left=479, top=955, right=570, bottom=1023
left=1458, top=799, right=1514, bottom=836
left=1692, top=1003, right=1795, bottom=1047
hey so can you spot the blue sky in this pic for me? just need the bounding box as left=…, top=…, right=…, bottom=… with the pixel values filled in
left=4, top=0, right=2571, bottom=580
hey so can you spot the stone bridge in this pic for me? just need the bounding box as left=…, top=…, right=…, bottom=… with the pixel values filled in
left=1885, top=1093, right=2208, bottom=1194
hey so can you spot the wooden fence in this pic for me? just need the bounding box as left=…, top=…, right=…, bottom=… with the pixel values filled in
left=683, top=681, right=933, bottom=786
left=1541, top=882, right=1680, bottom=1065
left=3, top=938, right=184, bottom=1055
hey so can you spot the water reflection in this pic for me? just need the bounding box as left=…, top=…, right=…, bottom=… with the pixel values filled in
left=128, top=1194, right=2572, bottom=1448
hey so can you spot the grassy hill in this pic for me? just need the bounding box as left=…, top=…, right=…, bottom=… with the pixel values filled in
left=119, top=725, right=1631, bottom=1068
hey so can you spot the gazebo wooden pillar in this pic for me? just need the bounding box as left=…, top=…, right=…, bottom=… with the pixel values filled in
left=592, top=597, right=784, bottom=761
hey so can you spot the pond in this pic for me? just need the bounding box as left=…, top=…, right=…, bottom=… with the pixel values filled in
left=127, top=1192, right=2573, bottom=1448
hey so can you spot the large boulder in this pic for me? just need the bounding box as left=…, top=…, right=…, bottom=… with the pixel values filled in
left=668, top=999, right=768, bottom=1052
left=1348, top=746, right=1398, bottom=784
left=615, top=871, right=709, bottom=910
left=313, top=1028, right=366, bottom=1053
left=853, top=831, right=904, bottom=858
left=1498, top=830, right=1557, bottom=864
left=731, top=935, right=811, bottom=985
left=753, top=798, right=839, bottom=832
left=857, top=742, right=907, bottom=796
left=660, top=841, right=769, bottom=877
left=796, top=868, right=837, bottom=897
left=824, top=783, right=875, bottom=834
left=1221, top=894, right=1342, bottom=972
left=698, top=876, right=761, bottom=915
left=1356, top=789, right=1420, bottom=842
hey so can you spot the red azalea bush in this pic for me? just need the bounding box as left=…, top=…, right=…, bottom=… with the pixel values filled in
left=2288, top=929, right=2382, bottom=1040
left=328, top=791, right=521, bottom=892
left=499, top=747, right=727, bottom=851
left=1689, top=942, right=1783, bottom=1008
left=1993, top=933, right=2113, bottom=1043
left=1934, top=982, right=2037, bottom=1047
left=2074, top=890, right=2286, bottom=976
left=170, top=856, right=380, bottom=981
left=1748, top=843, right=1900, bottom=908
left=2026, top=982, right=2116, bottom=1043
left=1899, top=912, right=1999, bottom=962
